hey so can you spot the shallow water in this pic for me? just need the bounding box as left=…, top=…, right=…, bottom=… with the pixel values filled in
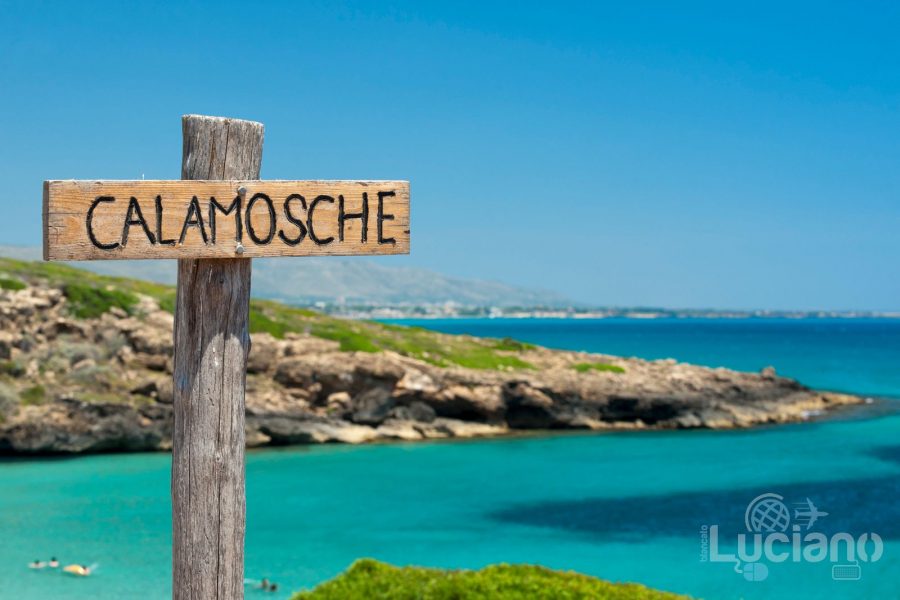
left=2, top=412, right=899, bottom=599
left=2, top=318, right=898, bottom=599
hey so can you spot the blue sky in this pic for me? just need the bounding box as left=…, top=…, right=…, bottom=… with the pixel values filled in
left=2, top=1, right=898, bottom=310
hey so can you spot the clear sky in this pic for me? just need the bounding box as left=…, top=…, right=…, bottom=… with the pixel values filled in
left=2, top=1, right=898, bottom=310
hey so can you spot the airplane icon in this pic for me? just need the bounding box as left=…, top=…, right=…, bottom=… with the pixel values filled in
left=793, top=498, right=829, bottom=529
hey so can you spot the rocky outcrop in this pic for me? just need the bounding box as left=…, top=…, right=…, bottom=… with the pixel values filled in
left=0, top=398, right=172, bottom=454
left=0, top=284, right=865, bottom=455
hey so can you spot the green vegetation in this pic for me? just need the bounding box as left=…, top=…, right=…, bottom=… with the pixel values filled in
left=248, top=304, right=291, bottom=339
left=0, top=257, right=172, bottom=308
left=0, top=277, right=26, bottom=291
left=77, top=391, right=135, bottom=405
left=574, top=362, right=625, bottom=374
left=20, top=385, right=46, bottom=406
left=251, top=300, right=534, bottom=369
left=63, top=283, right=140, bottom=319
left=492, top=336, right=536, bottom=351
left=0, top=257, right=538, bottom=371
left=157, top=293, right=177, bottom=314
left=0, top=360, right=25, bottom=378
left=247, top=300, right=535, bottom=369
left=291, top=559, right=687, bottom=600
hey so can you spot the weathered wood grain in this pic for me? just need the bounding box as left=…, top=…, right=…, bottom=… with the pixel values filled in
left=43, top=179, right=410, bottom=260
left=173, top=115, right=261, bottom=600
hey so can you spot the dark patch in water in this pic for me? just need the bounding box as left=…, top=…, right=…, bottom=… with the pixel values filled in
left=490, top=474, right=900, bottom=542
left=869, top=444, right=900, bottom=466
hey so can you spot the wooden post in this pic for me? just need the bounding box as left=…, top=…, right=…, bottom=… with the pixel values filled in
left=41, top=114, right=409, bottom=598
left=173, top=115, right=263, bottom=600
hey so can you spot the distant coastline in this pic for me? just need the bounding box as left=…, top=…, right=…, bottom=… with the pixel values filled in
left=2, top=245, right=894, bottom=322
left=323, top=305, right=900, bottom=320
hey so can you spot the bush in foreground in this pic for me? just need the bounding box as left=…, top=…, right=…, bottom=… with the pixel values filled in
left=291, top=559, right=688, bottom=600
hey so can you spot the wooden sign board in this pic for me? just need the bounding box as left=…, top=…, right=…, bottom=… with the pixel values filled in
left=43, top=180, right=409, bottom=260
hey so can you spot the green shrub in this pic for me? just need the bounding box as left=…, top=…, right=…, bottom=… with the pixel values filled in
left=20, top=385, right=46, bottom=406
left=438, top=346, right=535, bottom=370
left=53, top=341, right=101, bottom=363
left=77, top=392, right=128, bottom=404
left=96, top=331, right=128, bottom=357
left=37, top=341, right=103, bottom=373
left=574, top=362, right=625, bottom=374
left=0, top=360, right=25, bottom=378
left=63, top=283, right=139, bottom=319
left=310, top=321, right=380, bottom=353
left=157, top=293, right=177, bottom=314
left=492, top=337, right=536, bottom=351
left=67, top=364, right=115, bottom=386
left=249, top=306, right=290, bottom=339
left=291, top=559, right=687, bottom=600
left=0, top=277, right=26, bottom=291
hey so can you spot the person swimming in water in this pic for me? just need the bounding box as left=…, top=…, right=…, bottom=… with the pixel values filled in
left=247, top=577, right=279, bottom=592
left=48, top=557, right=59, bottom=568
left=63, top=564, right=92, bottom=577
left=28, top=559, right=46, bottom=570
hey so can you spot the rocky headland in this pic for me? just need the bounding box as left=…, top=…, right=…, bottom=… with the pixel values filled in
left=0, top=259, right=863, bottom=455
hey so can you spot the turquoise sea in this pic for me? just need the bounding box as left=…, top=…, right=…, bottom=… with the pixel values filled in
left=2, top=318, right=899, bottom=599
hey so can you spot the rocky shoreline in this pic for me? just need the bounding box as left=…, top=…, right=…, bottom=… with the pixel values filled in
left=0, top=281, right=864, bottom=455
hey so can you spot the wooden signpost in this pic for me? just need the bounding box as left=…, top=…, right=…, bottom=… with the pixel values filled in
left=44, top=180, right=409, bottom=260
left=41, top=115, right=410, bottom=599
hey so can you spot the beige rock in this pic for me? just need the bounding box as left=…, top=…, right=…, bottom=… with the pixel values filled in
left=429, top=385, right=504, bottom=420
left=376, top=419, right=424, bottom=441
left=127, top=324, right=172, bottom=355
left=395, top=368, right=439, bottom=394
left=248, top=333, right=281, bottom=374
left=430, top=418, right=507, bottom=439
left=253, top=417, right=379, bottom=445
left=245, top=427, right=272, bottom=448
left=326, top=391, right=351, bottom=411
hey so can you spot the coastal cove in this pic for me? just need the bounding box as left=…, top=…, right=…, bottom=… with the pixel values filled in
left=1, top=316, right=898, bottom=600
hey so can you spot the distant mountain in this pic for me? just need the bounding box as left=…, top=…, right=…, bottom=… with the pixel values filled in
left=0, top=246, right=571, bottom=307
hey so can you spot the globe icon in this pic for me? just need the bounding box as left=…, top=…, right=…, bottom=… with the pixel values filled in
left=746, top=493, right=791, bottom=532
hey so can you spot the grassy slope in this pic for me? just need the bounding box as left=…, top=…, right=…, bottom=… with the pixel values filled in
left=0, top=258, right=535, bottom=370
left=290, top=559, right=688, bottom=600
left=574, top=361, right=626, bottom=374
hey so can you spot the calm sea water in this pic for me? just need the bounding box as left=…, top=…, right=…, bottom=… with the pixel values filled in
left=1, top=318, right=898, bottom=599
